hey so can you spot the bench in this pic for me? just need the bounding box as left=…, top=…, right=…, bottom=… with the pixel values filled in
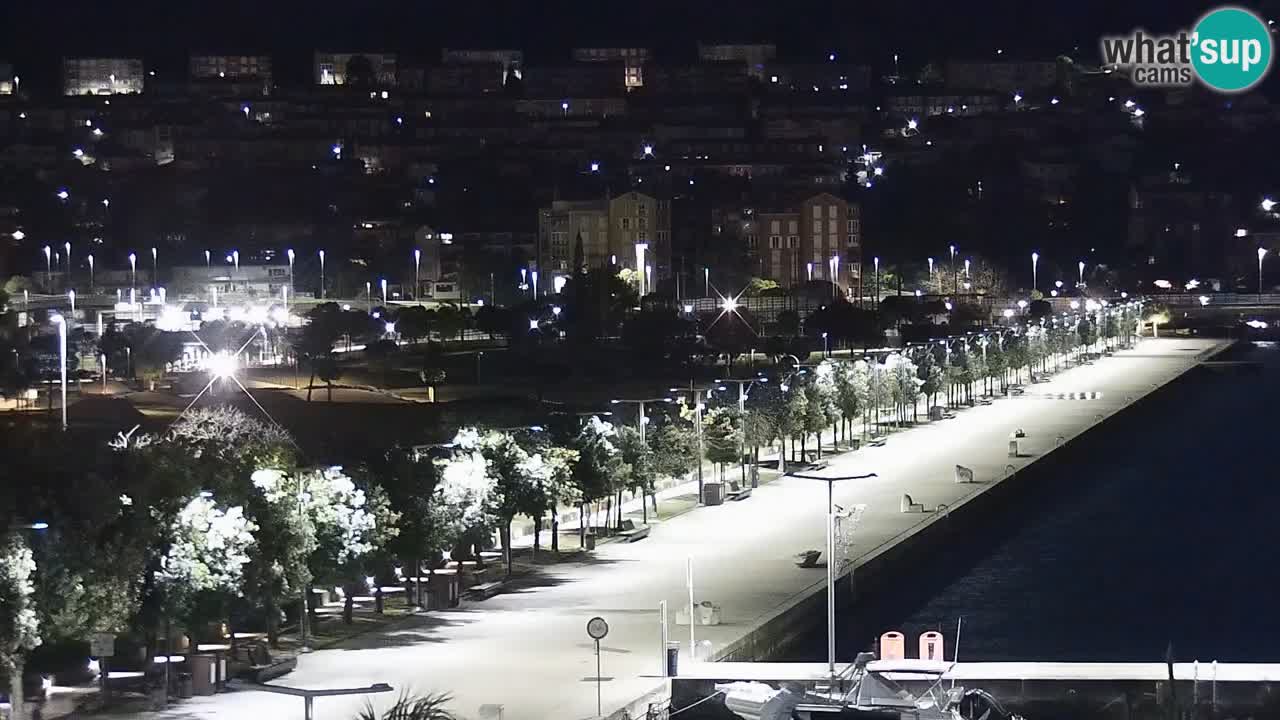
left=868, top=436, right=888, bottom=447
left=726, top=487, right=753, bottom=501
left=239, top=642, right=297, bottom=683
left=617, top=519, right=652, bottom=542
left=466, top=581, right=506, bottom=601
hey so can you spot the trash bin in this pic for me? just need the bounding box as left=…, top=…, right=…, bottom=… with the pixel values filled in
left=188, top=655, right=216, bottom=696
left=703, top=482, right=725, bottom=506
left=1008, top=439, right=1019, bottom=457
left=665, top=642, right=680, bottom=677
left=177, top=672, right=194, bottom=699
left=584, top=533, right=596, bottom=551
left=427, top=573, right=460, bottom=609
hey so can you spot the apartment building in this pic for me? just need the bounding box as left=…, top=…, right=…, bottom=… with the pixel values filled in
left=63, top=57, right=144, bottom=95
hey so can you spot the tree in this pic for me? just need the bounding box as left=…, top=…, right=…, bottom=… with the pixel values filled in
left=701, top=408, right=741, bottom=485
left=433, top=429, right=498, bottom=562
left=395, top=306, right=433, bottom=344
left=650, top=421, right=698, bottom=491
left=479, top=431, right=541, bottom=577
left=570, top=417, right=621, bottom=542
left=0, top=533, right=40, bottom=720
left=128, top=326, right=185, bottom=388
left=293, top=310, right=340, bottom=401
left=374, top=448, right=447, bottom=606
left=473, top=306, right=511, bottom=340
left=918, top=349, right=944, bottom=411
left=616, top=426, right=656, bottom=523
left=344, top=54, right=377, bottom=86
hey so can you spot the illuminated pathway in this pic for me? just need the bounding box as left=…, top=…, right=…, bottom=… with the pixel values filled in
left=147, top=338, right=1224, bottom=720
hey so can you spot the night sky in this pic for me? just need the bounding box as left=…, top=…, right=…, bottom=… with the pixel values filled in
left=0, top=0, right=1242, bottom=93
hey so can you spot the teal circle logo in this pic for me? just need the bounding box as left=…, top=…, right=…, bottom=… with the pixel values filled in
left=1191, top=6, right=1272, bottom=92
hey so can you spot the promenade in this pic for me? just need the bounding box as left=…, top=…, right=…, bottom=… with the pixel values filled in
left=145, top=338, right=1223, bottom=720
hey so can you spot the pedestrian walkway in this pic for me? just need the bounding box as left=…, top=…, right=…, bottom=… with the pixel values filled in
left=134, top=339, right=1222, bottom=720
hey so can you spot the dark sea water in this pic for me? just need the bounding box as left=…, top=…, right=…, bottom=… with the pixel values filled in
left=800, top=340, right=1280, bottom=664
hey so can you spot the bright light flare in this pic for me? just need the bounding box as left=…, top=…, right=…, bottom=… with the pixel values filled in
left=205, top=352, right=238, bottom=379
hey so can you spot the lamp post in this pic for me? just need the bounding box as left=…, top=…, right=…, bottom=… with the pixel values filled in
left=716, top=376, right=767, bottom=489
left=318, top=250, right=326, bottom=299
left=1031, top=252, right=1039, bottom=293
left=784, top=468, right=876, bottom=680
left=704, top=267, right=709, bottom=296
left=151, top=247, right=158, bottom=284
left=128, top=252, right=137, bottom=291
left=873, top=256, right=880, bottom=309
left=366, top=281, right=372, bottom=312
left=380, top=278, right=387, bottom=307
left=670, top=382, right=707, bottom=504
left=413, top=248, right=421, bottom=299
left=287, top=249, right=295, bottom=308
left=64, top=241, right=71, bottom=278
left=87, top=254, right=94, bottom=292
left=1259, top=247, right=1268, bottom=297
left=807, top=262, right=813, bottom=282
left=822, top=332, right=829, bottom=357
left=635, top=243, right=649, bottom=297
left=610, top=397, right=672, bottom=521
left=927, top=257, right=934, bottom=290
left=233, top=250, right=240, bottom=271
left=1078, top=260, right=1085, bottom=286
left=51, top=314, right=67, bottom=431
left=949, top=244, right=957, bottom=294
left=43, top=245, right=51, bottom=288
left=205, top=249, right=211, bottom=268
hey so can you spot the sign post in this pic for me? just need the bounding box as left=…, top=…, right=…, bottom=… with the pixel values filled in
left=586, top=617, right=610, bottom=717
left=90, top=633, right=115, bottom=700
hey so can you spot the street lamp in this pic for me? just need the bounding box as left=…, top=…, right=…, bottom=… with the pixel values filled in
left=204, top=249, right=211, bottom=268
left=927, top=257, right=934, bottom=288
left=64, top=241, right=71, bottom=276
left=1259, top=247, right=1268, bottom=297
left=413, top=248, right=421, bottom=299
left=87, top=254, right=94, bottom=291
left=1263, top=198, right=1277, bottom=213
left=50, top=314, right=68, bottom=431
left=287, top=249, right=295, bottom=307
left=1031, top=252, right=1039, bottom=292
left=233, top=250, right=240, bottom=271
left=380, top=278, right=388, bottom=306
left=822, top=332, right=829, bottom=357
left=704, top=267, right=710, bottom=296
left=807, top=262, right=814, bottom=282
left=949, top=245, right=957, bottom=294
left=128, top=252, right=137, bottom=290
left=784, top=468, right=876, bottom=681
left=318, top=250, right=326, bottom=299
left=635, top=243, right=649, bottom=296
left=151, top=247, right=158, bottom=284
left=1078, top=260, right=1086, bottom=286
left=873, top=257, right=880, bottom=308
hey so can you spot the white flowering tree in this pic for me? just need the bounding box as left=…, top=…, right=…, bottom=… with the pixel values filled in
left=433, top=429, right=498, bottom=563
left=250, top=466, right=388, bottom=626
left=570, top=417, right=621, bottom=545
left=0, top=533, right=40, bottom=720
left=154, top=494, right=257, bottom=639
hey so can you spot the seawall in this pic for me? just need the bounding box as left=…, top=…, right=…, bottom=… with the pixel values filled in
left=712, top=340, right=1233, bottom=663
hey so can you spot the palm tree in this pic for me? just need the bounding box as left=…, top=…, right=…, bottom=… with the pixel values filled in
left=356, top=692, right=456, bottom=720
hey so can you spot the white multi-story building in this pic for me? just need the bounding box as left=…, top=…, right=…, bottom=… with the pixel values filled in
left=63, top=57, right=144, bottom=95
left=0, top=63, right=14, bottom=95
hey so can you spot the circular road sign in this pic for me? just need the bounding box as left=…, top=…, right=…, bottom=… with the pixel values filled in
left=586, top=616, right=609, bottom=640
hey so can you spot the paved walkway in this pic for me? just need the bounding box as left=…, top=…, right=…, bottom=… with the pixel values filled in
left=140, top=338, right=1223, bottom=720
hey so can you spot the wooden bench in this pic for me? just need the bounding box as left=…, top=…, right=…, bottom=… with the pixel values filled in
left=868, top=436, right=887, bottom=447
left=726, top=487, right=753, bottom=501
left=466, top=581, right=506, bottom=601
left=240, top=642, right=297, bottom=683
